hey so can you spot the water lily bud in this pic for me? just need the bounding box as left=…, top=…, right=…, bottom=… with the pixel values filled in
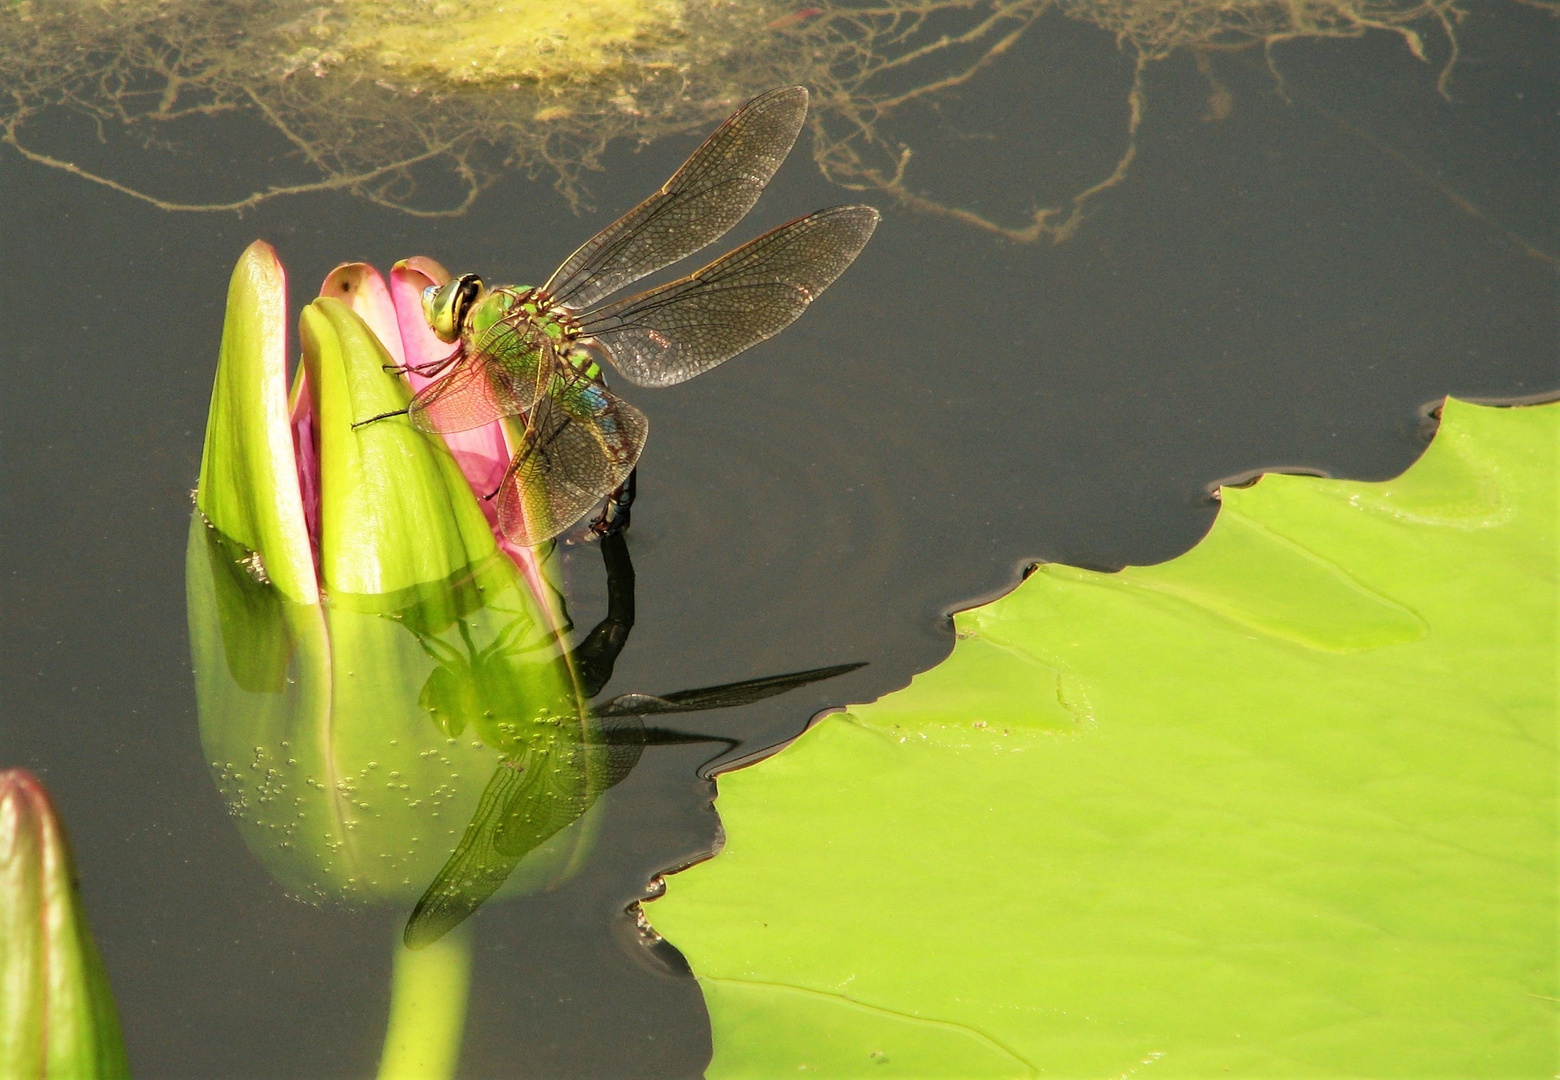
left=0, top=770, right=130, bottom=1080
left=190, top=248, right=590, bottom=918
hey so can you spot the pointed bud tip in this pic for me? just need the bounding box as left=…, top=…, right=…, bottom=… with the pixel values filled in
left=0, top=766, right=46, bottom=798
left=0, top=767, right=53, bottom=825
left=198, top=241, right=316, bottom=605
left=236, top=239, right=285, bottom=282
left=392, top=256, right=453, bottom=288
left=0, top=769, right=131, bottom=1080
left=0, top=769, right=51, bottom=860
left=228, top=239, right=288, bottom=316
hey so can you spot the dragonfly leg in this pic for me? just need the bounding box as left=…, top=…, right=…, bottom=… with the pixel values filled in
left=572, top=529, right=636, bottom=699
left=589, top=469, right=638, bottom=538
left=351, top=408, right=410, bottom=429
left=383, top=345, right=464, bottom=377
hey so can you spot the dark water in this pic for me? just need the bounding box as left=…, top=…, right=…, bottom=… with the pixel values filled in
left=3, top=8, right=1556, bottom=1078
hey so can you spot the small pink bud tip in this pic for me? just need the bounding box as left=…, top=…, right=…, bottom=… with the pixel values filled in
left=0, top=767, right=60, bottom=863
left=0, top=769, right=130, bottom=1078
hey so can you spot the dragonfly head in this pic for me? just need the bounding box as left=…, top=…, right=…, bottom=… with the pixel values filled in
left=422, top=274, right=486, bottom=343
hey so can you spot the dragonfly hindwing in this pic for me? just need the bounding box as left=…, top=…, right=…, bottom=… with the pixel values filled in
left=580, top=205, right=881, bottom=388
left=496, top=378, right=649, bottom=546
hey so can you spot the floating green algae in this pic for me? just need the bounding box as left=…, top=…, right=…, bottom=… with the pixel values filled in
left=335, top=0, right=690, bottom=88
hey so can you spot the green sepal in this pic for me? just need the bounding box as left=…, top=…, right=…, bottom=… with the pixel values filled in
left=196, top=240, right=318, bottom=605
left=300, top=297, right=499, bottom=597
left=187, top=510, right=585, bottom=907
left=0, top=771, right=131, bottom=1080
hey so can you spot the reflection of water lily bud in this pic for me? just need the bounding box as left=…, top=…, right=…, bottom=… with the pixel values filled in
left=0, top=769, right=130, bottom=1080
left=188, top=242, right=597, bottom=910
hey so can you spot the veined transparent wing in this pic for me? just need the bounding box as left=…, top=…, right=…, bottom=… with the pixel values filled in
left=496, top=378, right=649, bottom=546
left=577, top=205, right=879, bottom=389
left=407, top=315, right=559, bottom=434
left=543, top=86, right=810, bottom=313
left=402, top=751, right=554, bottom=949
left=403, top=732, right=606, bottom=949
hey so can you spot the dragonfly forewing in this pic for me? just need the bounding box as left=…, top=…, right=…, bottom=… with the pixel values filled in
left=578, top=205, right=880, bottom=388
left=397, top=86, right=878, bottom=549
left=408, top=318, right=559, bottom=434
left=496, top=380, right=649, bottom=546
left=543, top=86, right=810, bottom=312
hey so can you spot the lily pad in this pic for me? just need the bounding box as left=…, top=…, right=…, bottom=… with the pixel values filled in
left=647, top=397, right=1558, bottom=1078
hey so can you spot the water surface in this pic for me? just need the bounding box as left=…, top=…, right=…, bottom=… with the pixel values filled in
left=2, top=8, right=1555, bottom=1077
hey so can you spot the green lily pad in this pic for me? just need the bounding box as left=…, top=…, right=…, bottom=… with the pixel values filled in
left=647, top=398, right=1558, bottom=1078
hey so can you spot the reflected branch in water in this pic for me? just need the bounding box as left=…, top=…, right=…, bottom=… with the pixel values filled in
left=2, top=0, right=1481, bottom=237
left=1295, top=92, right=1558, bottom=266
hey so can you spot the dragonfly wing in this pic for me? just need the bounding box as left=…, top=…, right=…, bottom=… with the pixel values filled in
left=496, top=380, right=649, bottom=546
left=408, top=319, right=558, bottom=434
left=403, top=753, right=547, bottom=948
left=491, top=739, right=593, bottom=858
left=587, top=714, right=649, bottom=788
left=577, top=205, right=879, bottom=388
left=543, top=86, right=810, bottom=312
left=404, top=732, right=604, bottom=948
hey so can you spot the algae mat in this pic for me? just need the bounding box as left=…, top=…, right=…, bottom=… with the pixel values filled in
left=647, top=397, right=1558, bottom=1077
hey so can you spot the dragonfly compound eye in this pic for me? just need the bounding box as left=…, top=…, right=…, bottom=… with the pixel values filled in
left=422, top=274, right=485, bottom=342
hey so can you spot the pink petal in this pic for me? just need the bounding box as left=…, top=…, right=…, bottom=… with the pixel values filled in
left=388, top=259, right=551, bottom=598
left=289, top=365, right=320, bottom=562
left=319, top=264, right=406, bottom=369
left=388, top=256, right=453, bottom=381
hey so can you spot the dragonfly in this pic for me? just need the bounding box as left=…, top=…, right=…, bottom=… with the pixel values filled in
left=358, top=85, right=879, bottom=546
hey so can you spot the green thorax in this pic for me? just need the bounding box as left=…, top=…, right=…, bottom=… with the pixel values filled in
left=466, top=286, right=593, bottom=370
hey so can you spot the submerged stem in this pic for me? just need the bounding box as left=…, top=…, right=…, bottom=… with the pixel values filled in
left=376, top=922, right=474, bottom=1080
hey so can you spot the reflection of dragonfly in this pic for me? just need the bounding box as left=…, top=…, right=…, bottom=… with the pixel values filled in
left=358, top=86, right=879, bottom=545
left=402, top=532, right=864, bottom=948
left=412, top=614, right=546, bottom=741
